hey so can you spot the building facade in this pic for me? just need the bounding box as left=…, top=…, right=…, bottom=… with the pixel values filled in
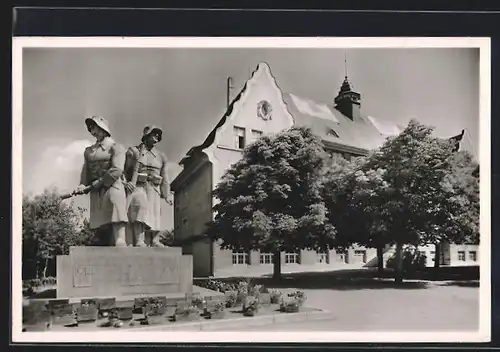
left=170, top=62, right=478, bottom=277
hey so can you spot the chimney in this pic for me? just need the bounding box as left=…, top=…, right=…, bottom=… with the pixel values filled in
left=227, top=77, right=233, bottom=108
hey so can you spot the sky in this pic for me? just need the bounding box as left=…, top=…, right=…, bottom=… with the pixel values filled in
left=21, top=47, right=480, bottom=229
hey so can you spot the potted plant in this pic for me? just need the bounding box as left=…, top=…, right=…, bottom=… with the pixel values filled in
left=288, top=291, right=307, bottom=307
left=280, top=298, right=300, bottom=313
left=224, top=291, right=238, bottom=308
left=207, top=301, right=226, bottom=319
left=243, top=297, right=259, bottom=317
left=269, top=289, right=283, bottom=304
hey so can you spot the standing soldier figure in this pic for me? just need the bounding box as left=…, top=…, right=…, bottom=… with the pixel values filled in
left=74, top=116, right=129, bottom=246
left=124, top=125, right=172, bottom=247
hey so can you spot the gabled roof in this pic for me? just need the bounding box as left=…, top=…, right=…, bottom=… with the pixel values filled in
left=282, top=92, right=395, bottom=153
left=177, top=62, right=464, bottom=167
left=179, top=62, right=289, bottom=166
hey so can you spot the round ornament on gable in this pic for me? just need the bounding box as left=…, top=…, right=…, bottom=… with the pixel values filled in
left=257, top=100, right=273, bottom=121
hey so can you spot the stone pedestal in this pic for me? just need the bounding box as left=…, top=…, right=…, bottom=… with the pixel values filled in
left=56, top=246, right=193, bottom=299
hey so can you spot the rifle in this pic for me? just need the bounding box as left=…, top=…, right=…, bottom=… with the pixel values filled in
left=60, top=185, right=92, bottom=200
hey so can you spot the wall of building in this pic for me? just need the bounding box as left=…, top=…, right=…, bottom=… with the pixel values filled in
left=173, top=159, right=214, bottom=277
left=404, top=244, right=479, bottom=267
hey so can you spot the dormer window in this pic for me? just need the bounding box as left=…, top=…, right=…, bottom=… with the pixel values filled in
left=327, top=128, right=339, bottom=138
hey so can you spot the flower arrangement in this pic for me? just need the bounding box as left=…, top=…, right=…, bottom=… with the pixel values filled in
left=243, top=297, right=259, bottom=317
left=174, top=305, right=200, bottom=321
left=269, top=289, right=283, bottom=304
left=280, top=298, right=300, bottom=313
left=192, top=296, right=204, bottom=310
left=279, top=291, right=306, bottom=313
left=249, top=284, right=263, bottom=298
left=288, top=291, right=307, bottom=306
left=224, top=291, right=238, bottom=308
left=206, top=301, right=226, bottom=319
left=236, top=281, right=249, bottom=305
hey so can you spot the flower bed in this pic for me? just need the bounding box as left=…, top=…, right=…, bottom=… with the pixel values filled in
left=24, top=279, right=308, bottom=331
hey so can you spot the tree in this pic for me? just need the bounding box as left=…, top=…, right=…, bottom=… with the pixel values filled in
left=432, top=149, right=480, bottom=267
left=325, top=120, right=479, bottom=283
left=206, top=127, right=336, bottom=280
left=323, top=153, right=393, bottom=272
left=22, top=187, right=88, bottom=279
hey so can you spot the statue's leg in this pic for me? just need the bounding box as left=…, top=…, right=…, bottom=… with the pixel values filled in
left=112, top=222, right=127, bottom=247
left=134, top=223, right=147, bottom=247
left=151, top=230, right=165, bottom=247
left=125, top=223, right=134, bottom=247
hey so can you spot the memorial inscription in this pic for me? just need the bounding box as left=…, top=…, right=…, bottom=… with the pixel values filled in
left=57, top=246, right=192, bottom=298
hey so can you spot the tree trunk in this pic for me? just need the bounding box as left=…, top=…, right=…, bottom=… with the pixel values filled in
left=273, top=251, right=281, bottom=281
left=35, top=260, right=40, bottom=280
left=394, top=242, right=404, bottom=284
left=43, top=257, right=49, bottom=278
left=434, top=243, right=441, bottom=268
left=376, top=245, right=384, bottom=273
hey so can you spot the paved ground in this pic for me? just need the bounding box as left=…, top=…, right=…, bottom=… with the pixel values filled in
left=234, top=282, right=479, bottom=331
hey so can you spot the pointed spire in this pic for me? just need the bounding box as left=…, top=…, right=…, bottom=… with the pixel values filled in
left=344, top=52, right=348, bottom=79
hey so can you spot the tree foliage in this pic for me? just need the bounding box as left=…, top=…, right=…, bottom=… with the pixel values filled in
left=323, top=120, right=480, bottom=282
left=22, top=187, right=94, bottom=279
left=206, top=127, right=336, bottom=278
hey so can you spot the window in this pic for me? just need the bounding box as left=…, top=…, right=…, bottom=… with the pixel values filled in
left=330, top=151, right=343, bottom=159
left=317, top=251, right=329, bottom=264
left=233, top=126, right=246, bottom=149
left=251, top=130, right=263, bottom=143
left=354, top=250, right=367, bottom=263
left=469, top=251, right=477, bottom=262
left=326, top=128, right=339, bottom=138
left=458, top=251, right=466, bottom=261
left=232, top=252, right=249, bottom=265
left=343, top=153, right=352, bottom=161
left=430, top=251, right=435, bottom=261
left=285, top=252, right=299, bottom=264
left=259, top=253, right=273, bottom=264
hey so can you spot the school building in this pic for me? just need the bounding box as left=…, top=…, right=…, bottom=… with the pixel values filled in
left=170, top=62, right=478, bottom=277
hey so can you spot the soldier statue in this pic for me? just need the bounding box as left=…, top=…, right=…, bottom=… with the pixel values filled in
left=124, top=125, right=173, bottom=247
left=72, top=116, right=129, bottom=246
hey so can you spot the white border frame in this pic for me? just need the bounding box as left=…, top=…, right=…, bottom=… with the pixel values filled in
left=12, top=36, right=491, bottom=343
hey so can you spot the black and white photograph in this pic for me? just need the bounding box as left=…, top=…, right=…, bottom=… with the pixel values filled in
left=12, top=37, right=490, bottom=343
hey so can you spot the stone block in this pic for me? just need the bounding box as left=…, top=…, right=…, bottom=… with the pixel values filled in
left=77, top=299, right=98, bottom=322
left=57, top=246, right=192, bottom=298
left=50, top=302, right=77, bottom=326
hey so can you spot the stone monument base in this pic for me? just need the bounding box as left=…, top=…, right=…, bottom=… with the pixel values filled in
left=56, top=246, right=192, bottom=299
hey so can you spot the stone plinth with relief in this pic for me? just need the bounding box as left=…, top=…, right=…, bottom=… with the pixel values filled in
left=56, top=246, right=192, bottom=299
